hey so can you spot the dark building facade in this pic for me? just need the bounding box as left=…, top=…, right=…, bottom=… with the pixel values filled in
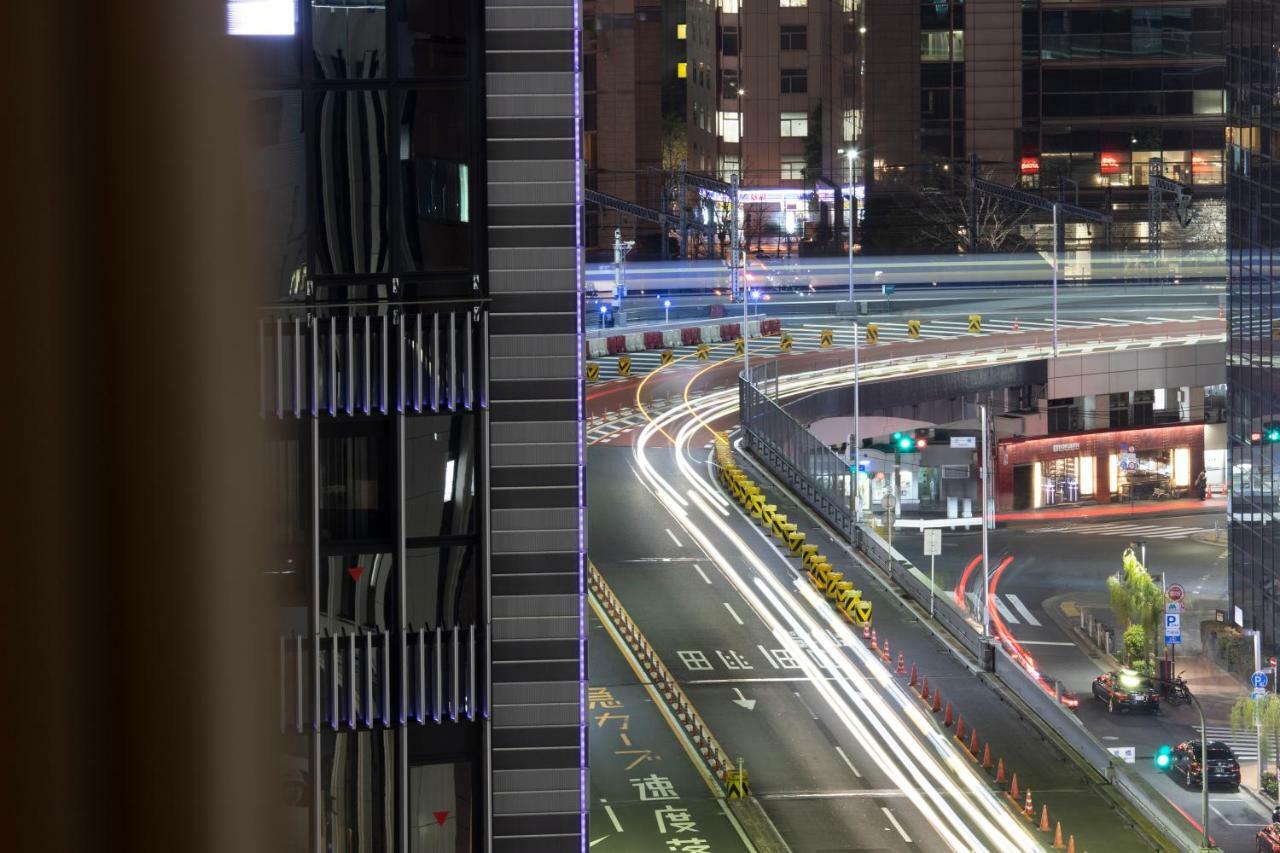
left=235, top=0, right=585, bottom=849
left=1227, top=0, right=1280, bottom=648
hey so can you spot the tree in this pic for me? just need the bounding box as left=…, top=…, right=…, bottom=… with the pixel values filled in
left=1122, top=624, right=1147, bottom=666
left=1232, top=694, right=1280, bottom=783
left=913, top=167, right=1034, bottom=253
left=1106, top=547, right=1164, bottom=662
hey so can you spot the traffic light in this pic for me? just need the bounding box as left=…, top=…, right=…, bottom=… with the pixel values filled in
left=1265, top=423, right=1280, bottom=443
left=1154, top=744, right=1173, bottom=770
left=895, top=433, right=914, bottom=452
left=890, top=431, right=928, bottom=452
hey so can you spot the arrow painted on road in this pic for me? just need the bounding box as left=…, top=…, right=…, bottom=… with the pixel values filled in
left=731, top=687, right=756, bottom=711
left=589, top=837, right=610, bottom=848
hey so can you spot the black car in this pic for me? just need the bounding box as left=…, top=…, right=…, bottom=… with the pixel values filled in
left=1091, top=670, right=1160, bottom=713
left=1169, top=740, right=1241, bottom=790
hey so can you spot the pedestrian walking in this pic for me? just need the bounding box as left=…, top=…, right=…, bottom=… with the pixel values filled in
left=1194, top=470, right=1207, bottom=501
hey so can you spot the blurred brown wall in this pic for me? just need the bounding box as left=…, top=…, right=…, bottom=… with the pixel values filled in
left=0, top=3, right=273, bottom=851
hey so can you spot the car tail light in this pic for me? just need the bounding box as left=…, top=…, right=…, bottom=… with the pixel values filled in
left=1230, top=762, right=1240, bottom=771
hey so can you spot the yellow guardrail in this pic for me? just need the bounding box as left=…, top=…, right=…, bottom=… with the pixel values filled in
left=714, top=436, right=872, bottom=629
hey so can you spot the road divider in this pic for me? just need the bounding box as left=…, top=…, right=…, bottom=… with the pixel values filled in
left=714, top=436, right=872, bottom=629
left=586, top=318, right=782, bottom=360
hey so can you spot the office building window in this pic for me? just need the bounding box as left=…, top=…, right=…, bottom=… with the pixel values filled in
left=677, top=62, right=688, bottom=79
left=781, top=25, right=807, bottom=51
left=721, top=26, right=739, bottom=56
left=780, top=111, right=808, bottom=137
left=718, top=155, right=741, bottom=181
left=921, top=30, right=963, bottom=62
left=779, top=0, right=807, bottom=7
left=843, top=108, right=862, bottom=142
left=781, top=156, right=806, bottom=180
left=781, top=69, right=808, bottom=94
left=717, top=111, right=741, bottom=143
left=677, top=23, right=687, bottom=39
left=722, top=70, right=739, bottom=96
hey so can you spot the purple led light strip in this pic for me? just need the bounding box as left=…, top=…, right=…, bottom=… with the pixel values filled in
left=573, top=0, right=587, bottom=848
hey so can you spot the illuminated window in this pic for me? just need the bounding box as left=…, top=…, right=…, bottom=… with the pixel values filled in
left=721, top=0, right=739, bottom=13
left=780, top=111, right=808, bottom=137
left=227, top=0, right=295, bottom=35
left=780, top=0, right=807, bottom=7
left=717, top=111, right=741, bottom=143
left=718, top=155, right=741, bottom=181
left=842, top=109, right=862, bottom=142
left=677, top=23, right=687, bottom=39
left=781, top=156, right=806, bottom=180
left=677, top=62, right=688, bottom=79
left=1193, top=90, right=1225, bottom=115
left=920, top=30, right=963, bottom=62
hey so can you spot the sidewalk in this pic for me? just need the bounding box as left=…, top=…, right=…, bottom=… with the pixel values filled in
left=998, top=496, right=1226, bottom=524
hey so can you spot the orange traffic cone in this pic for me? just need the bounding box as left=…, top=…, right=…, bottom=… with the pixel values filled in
left=968, top=729, right=979, bottom=755
left=882, top=639, right=891, bottom=662
left=896, top=652, right=906, bottom=675
left=1039, top=805, right=1050, bottom=832
left=1012, top=316, right=1021, bottom=331
left=982, top=743, right=992, bottom=769
left=931, top=690, right=942, bottom=713
left=954, top=714, right=965, bottom=738
left=943, top=702, right=954, bottom=727
left=919, top=676, right=929, bottom=700
left=870, top=628, right=878, bottom=650
left=1008, top=772, right=1019, bottom=799
left=996, top=758, right=1006, bottom=784
left=1053, top=822, right=1065, bottom=849
left=863, top=624, right=871, bottom=642
left=1024, top=788, right=1033, bottom=818
left=1067, top=835, right=1075, bottom=853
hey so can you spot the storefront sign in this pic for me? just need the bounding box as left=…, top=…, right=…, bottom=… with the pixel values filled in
left=1100, top=153, right=1121, bottom=174
left=1020, top=156, right=1040, bottom=175
left=1051, top=441, right=1080, bottom=453
left=950, top=436, right=976, bottom=449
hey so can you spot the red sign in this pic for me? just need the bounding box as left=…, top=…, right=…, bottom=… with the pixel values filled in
left=1100, top=154, right=1121, bottom=175
left=347, top=566, right=365, bottom=583
left=433, top=811, right=450, bottom=827
left=1020, top=156, right=1040, bottom=175
left=1168, top=584, right=1185, bottom=603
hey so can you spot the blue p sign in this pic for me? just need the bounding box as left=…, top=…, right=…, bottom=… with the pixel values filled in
left=1253, top=671, right=1269, bottom=690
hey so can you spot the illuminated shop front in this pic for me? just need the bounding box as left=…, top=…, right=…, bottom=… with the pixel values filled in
left=995, top=423, right=1205, bottom=511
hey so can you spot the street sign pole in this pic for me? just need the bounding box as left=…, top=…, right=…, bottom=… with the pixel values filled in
left=980, top=403, right=991, bottom=638
left=923, top=528, right=942, bottom=619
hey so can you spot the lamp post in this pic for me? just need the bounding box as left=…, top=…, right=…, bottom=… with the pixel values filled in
left=663, top=298, right=671, bottom=325
left=839, top=148, right=862, bottom=529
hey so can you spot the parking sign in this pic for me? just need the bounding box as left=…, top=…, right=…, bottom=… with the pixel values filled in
left=1253, top=671, right=1270, bottom=690
left=1164, top=611, right=1182, bottom=645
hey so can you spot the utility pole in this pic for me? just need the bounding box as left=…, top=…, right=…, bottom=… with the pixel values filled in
left=1051, top=202, right=1060, bottom=357
left=732, top=173, right=745, bottom=375
left=980, top=402, right=992, bottom=638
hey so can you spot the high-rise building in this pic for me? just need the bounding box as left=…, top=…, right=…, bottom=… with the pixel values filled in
left=1226, top=0, right=1279, bottom=647
left=862, top=0, right=1228, bottom=249
left=235, top=0, right=585, bottom=849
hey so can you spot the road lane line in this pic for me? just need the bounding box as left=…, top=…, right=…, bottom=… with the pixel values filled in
left=993, top=595, right=1020, bottom=625
left=665, top=528, right=684, bottom=547
left=834, top=745, right=863, bottom=778
left=601, top=801, right=624, bottom=833
left=883, top=806, right=913, bottom=843
left=1006, top=594, right=1041, bottom=627
left=1014, top=640, right=1076, bottom=646
left=693, top=563, right=712, bottom=584
left=723, top=602, right=745, bottom=625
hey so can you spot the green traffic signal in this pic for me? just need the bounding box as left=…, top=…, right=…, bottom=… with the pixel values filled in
left=1154, top=744, right=1173, bottom=770
left=897, top=435, right=914, bottom=451
left=1266, top=424, right=1280, bottom=443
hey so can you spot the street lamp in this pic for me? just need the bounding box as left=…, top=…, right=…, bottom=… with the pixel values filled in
left=599, top=303, right=608, bottom=331
left=663, top=298, right=671, bottom=324
left=750, top=289, right=760, bottom=317
left=838, top=147, right=862, bottom=530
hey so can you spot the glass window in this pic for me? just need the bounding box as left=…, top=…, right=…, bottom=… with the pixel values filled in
left=677, top=23, right=687, bottom=39
left=312, top=89, right=390, bottom=275
left=781, top=156, right=806, bottom=180
left=1194, top=90, right=1225, bottom=115
left=405, top=545, right=477, bottom=629
left=779, top=0, right=807, bottom=7
left=320, top=420, right=392, bottom=543
left=781, top=68, right=808, bottom=94
left=921, top=30, right=963, bottom=62
left=717, top=111, right=741, bottom=143
left=322, top=731, right=396, bottom=850
left=722, top=69, right=739, bottom=96
left=677, top=61, right=687, bottom=79
left=721, top=26, right=739, bottom=56
left=718, top=154, right=740, bottom=180
left=405, top=412, right=477, bottom=539
left=842, top=108, right=861, bottom=142
left=780, top=111, right=808, bottom=137
left=781, top=25, right=807, bottom=51
left=251, top=91, right=308, bottom=301
left=399, top=88, right=473, bottom=273
left=312, top=3, right=386, bottom=79
left=397, top=0, right=467, bottom=77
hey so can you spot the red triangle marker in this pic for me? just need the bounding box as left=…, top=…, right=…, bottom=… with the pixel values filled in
left=433, top=811, right=449, bottom=827
left=347, top=566, right=365, bottom=583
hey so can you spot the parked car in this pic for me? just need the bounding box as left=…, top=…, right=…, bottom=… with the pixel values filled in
left=1169, top=740, right=1241, bottom=790
left=1091, top=670, right=1160, bottom=713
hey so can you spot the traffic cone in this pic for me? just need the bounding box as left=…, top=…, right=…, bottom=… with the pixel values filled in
left=882, top=639, right=891, bottom=662
left=996, top=758, right=1006, bottom=784
left=982, top=743, right=992, bottom=769
left=870, top=628, right=878, bottom=651
left=1039, top=805, right=1050, bottom=832
left=1067, top=834, right=1075, bottom=853
left=943, top=702, right=954, bottom=727
left=1053, top=822, right=1065, bottom=849
left=932, top=691, right=942, bottom=713
left=1024, top=789, right=1033, bottom=818
left=1008, top=772, right=1019, bottom=800
left=968, top=729, right=979, bottom=755
left=896, top=652, right=907, bottom=675
left=1013, top=316, right=1021, bottom=331
left=863, top=624, right=871, bottom=642
left=920, top=676, right=929, bottom=700
left=1219, top=301, right=1224, bottom=320
left=954, top=714, right=964, bottom=738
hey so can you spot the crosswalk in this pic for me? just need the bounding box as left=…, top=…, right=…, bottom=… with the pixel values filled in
left=1027, top=521, right=1209, bottom=540
left=964, top=592, right=1042, bottom=627
left=588, top=316, right=1100, bottom=381
left=1198, top=726, right=1278, bottom=762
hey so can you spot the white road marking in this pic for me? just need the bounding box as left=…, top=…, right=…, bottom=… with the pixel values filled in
left=993, top=595, right=1019, bottom=625
left=1006, top=594, right=1041, bottom=627
left=1014, top=640, right=1077, bottom=646
left=724, top=602, right=745, bottom=625
left=1211, top=805, right=1268, bottom=827
left=589, top=836, right=609, bottom=847
left=602, top=802, right=624, bottom=833
left=665, top=528, right=683, bottom=547
left=883, top=806, right=913, bottom=843
left=835, top=745, right=863, bottom=778
left=694, top=563, right=712, bottom=584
